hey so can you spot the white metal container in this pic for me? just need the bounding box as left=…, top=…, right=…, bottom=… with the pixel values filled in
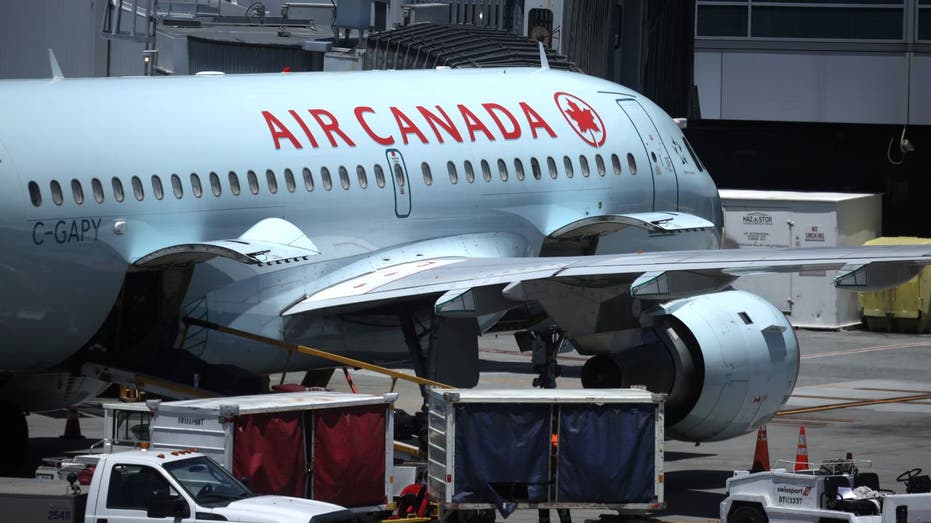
left=427, top=388, right=665, bottom=518
left=101, top=391, right=396, bottom=515
left=719, top=190, right=881, bottom=328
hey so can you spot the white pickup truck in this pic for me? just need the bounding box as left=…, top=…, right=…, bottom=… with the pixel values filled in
left=2, top=449, right=353, bottom=523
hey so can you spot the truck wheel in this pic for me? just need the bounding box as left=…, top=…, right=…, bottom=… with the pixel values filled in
left=728, top=503, right=768, bottom=523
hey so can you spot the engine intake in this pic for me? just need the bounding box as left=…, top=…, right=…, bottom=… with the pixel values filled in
left=581, top=290, right=799, bottom=441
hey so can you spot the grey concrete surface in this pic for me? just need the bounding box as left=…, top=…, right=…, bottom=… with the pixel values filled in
left=22, top=328, right=931, bottom=522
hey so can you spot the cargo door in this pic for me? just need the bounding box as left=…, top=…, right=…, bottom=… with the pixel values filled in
left=616, top=99, right=678, bottom=212
left=309, top=404, right=386, bottom=507
left=386, top=149, right=411, bottom=217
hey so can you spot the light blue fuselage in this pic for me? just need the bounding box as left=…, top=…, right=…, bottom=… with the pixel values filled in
left=0, top=67, right=721, bottom=374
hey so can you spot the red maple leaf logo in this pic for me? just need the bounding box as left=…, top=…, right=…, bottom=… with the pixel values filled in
left=565, top=100, right=600, bottom=135
left=554, top=92, right=606, bottom=147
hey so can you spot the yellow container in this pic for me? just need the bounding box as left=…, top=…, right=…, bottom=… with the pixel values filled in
left=859, top=237, right=931, bottom=333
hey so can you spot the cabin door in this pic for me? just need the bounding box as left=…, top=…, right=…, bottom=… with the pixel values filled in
left=386, top=149, right=412, bottom=218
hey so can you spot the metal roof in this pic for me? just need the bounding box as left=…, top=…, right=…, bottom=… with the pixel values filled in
left=365, top=23, right=579, bottom=71
left=109, top=391, right=397, bottom=415
left=429, top=388, right=663, bottom=404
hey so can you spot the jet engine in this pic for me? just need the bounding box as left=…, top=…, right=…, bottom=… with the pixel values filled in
left=580, top=290, right=799, bottom=441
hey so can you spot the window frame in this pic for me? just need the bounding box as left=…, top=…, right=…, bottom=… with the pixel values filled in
left=152, top=175, right=164, bottom=200
left=112, top=178, right=125, bottom=203
left=28, top=181, right=42, bottom=207
left=229, top=171, right=241, bottom=196
left=171, top=174, right=184, bottom=199
left=130, top=176, right=144, bottom=201
left=190, top=173, right=203, bottom=198
left=71, top=179, right=85, bottom=205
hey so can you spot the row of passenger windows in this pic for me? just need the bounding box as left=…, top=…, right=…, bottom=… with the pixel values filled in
left=26, top=152, right=638, bottom=207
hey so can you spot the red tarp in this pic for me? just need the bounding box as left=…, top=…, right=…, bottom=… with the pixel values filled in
left=311, top=404, right=386, bottom=507
left=233, top=411, right=306, bottom=498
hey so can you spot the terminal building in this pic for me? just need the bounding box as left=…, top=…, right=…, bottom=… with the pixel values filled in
left=1, top=0, right=928, bottom=234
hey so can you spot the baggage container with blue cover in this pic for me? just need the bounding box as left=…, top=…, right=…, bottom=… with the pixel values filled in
left=426, top=388, right=665, bottom=520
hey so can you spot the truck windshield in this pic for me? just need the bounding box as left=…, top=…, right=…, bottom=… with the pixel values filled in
left=163, top=456, right=254, bottom=507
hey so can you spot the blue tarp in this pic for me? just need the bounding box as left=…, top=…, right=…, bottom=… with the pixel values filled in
left=452, top=403, right=550, bottom=516
left=557, top=404, right=657, bottom=503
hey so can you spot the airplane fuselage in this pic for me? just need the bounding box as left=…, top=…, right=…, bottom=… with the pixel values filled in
left=0, top=67, right=721, bottom=375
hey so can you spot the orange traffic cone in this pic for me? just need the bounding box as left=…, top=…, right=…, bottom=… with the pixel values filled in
left=61, top=407, right=84, bottom=439
left=750, top=426, right=771, bottom=472
left=794, top=426, right=809, bottom=471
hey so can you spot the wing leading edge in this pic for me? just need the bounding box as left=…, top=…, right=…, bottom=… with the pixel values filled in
left=282, top=245, right=931, bottom=317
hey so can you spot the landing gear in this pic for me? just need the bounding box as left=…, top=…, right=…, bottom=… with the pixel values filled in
left=0, top=401, right=27, bottom=475
left=527, top=328, right=566, bottom=389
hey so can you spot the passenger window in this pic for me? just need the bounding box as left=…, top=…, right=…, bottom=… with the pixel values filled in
left=497, top=159, right=508, bottom=181
left=28, top=181, right=41, bottom=207
left=531, top=158, right=542, bottom=180
left=51, top=180, right=64, bottom=205
left=595, top=154, right=606, bottom=176
left=422, top=162, right=433, bottom=186
left=447, top=161, right=458, bottom=184
left=209, top=172, right=222, bottom=196
left=374, top=165, right=386, bottom=188
left=92, top=178, right=104, bottom=203
left=612, top=154, right=622, bottom=175
left=321, top=167, right=332, bottom=191
left=464, top=161, right=475, bottom=183
left=130, top=176, right=143, bottom=201
left=392, top=164, right=405, bottom=189
left=266, top=169, right=278, bottom=194
left=69, top=179, right=84, bottom=204
left=627, top=153, right=638, bottom=175
left=480, top=160, right=491, bottom=182
left=112, top=178, right=125, bottom=202
left=563, top=156, right=574, bottom=178
left=579, top=155, right=590, bottom=177
left=547, top=157, right=558, bottom=179
left=152, top=175, right=164, bottom=200
left=284, top=168, right=296, bottom=193
left=339, top=166, right=350, bottom=190
left=229, top=171, right=241, bottom=196
left=514, top=159, right=525, bottom=181
left=247, top=170, right=259, bottom=195
left=171, top=174, right=183, bottom=198
left=191, top=173, right=203, bottom=198
left=302, top=168, right=314, bottom=191
left=356, top=166, right=368, bottom=189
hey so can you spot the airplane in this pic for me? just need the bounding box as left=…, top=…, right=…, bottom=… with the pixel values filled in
left=1, top=52, right=929, bottom=472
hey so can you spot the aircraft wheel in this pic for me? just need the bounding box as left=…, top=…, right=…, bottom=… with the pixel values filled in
left=0, top=401, right=27, bottom=475
left=727, top=503, right=768, bottom=523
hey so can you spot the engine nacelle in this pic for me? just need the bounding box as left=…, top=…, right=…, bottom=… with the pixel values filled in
left=581, top=290, right=799, bottom=441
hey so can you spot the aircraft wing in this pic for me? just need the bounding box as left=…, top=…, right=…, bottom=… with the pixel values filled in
left=283, top=245, right=931, bottom=317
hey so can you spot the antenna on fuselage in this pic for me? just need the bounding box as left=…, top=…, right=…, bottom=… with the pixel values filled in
left=537, top=41, right=549, bottom=70
left=48, top=49, right=64, bottom=80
